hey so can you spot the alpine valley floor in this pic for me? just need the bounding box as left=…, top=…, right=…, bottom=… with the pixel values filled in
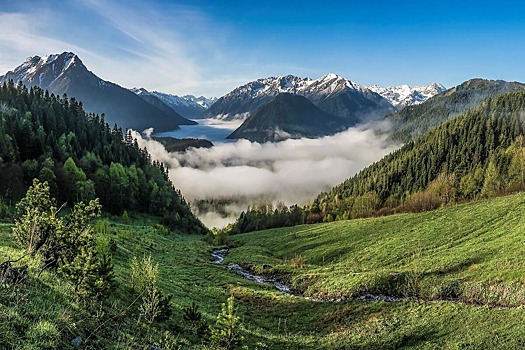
left=2, top=194, right=525, bottom=348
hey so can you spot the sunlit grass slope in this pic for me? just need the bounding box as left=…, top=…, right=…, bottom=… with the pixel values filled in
left=229, top=193, right=525, bottom=304
left=3, top=194, right=525, bottom=349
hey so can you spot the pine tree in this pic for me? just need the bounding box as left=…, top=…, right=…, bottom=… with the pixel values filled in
left=210, top=295, right=243, bottom=349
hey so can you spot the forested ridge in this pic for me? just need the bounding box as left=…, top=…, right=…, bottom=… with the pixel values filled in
left=0, top=80, right=206, bottom=233
left=386, top=78, right=525, bottom=143
left=229, top=90, right=525, bottom=233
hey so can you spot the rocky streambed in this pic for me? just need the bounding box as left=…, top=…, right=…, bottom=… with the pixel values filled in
left=211, top=248, right=404, bottom=303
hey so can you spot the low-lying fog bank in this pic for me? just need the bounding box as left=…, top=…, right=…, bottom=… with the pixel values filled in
left=133, top=123, right=399, bottom=229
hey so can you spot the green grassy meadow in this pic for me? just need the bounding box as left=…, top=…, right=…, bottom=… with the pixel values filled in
left=2, top=194, right=525, bottom=348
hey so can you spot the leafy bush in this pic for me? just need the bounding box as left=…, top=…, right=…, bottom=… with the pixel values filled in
left=154, top=223, right=169, bottom=236
left=12, top=179, right=113, bottom=298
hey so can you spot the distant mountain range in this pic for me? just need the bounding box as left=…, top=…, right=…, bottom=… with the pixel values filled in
left=369, top=83, right=446, bottom=108
left=201, top=73, right=395, bottom=124
left=0, top=52, right=196, bottom=132
left=131, top=88, right=217, bottom=118
left=1, top=52, right=454, bottom=143
left=227, top=93, right=345, bottom=142
left=201, top=73, right=446, bottom=142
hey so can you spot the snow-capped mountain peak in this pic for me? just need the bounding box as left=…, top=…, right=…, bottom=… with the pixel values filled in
left=203, top=73, right=394, bottom=121
left=5, top=52, right=87, bottom=89
left=221, top=73, right=375, bottom=105
left=129, top=87, right=217, bottom=118
left=181, top=95, right=217, bottom=109
left=369, top=83, right=446, bottom=108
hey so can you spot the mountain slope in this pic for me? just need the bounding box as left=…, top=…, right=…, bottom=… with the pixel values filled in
left=384, top=79, right=525, bottom=142
left=130, top=88, right=197, bottom=125
left=0, top=52, right=192, bottom=132
left=6, top=196, right=525, bottom=349
left=201, top=73, right=393, bottom=124
left=229, top=90, right=525, bottom=233
left=315, top=90, right=525, bottom=220
left=133, top=88, right=217, bottom=118
left=369, top=83, right=446, bottom=108
left=0, top=81, right=206, bottom=232
left=227, top=93, right=345, bottom=142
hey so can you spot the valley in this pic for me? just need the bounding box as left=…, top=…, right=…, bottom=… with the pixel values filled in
left=3, top=195, right=525, bottom=348
left=1, top=1, right=524, bottom=347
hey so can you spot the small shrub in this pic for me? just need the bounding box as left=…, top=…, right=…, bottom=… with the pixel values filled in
left=183, top=301, right=208, bottom=338
left=130, top=255, right=158, bottom=293
left=153, top=330, right=190, bottom=350
left=289, top=255, right=305, bottom=268
left=130, top=255, right=172, bottom=323
left=122, top=210, right=130, bottom=223
left=154, top=224, right=169, bottom=236
left=210, top=295, right=243, bottom=349
left=12, top=179, right=112, bottom=299
left=139, top=285, right=173, bottom=323
left=205, top=228, right=230, bottom=246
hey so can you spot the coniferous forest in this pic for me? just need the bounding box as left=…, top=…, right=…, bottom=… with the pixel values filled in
left=0, top=80, right=206, bottom=234
left=229, top=90, right=525, bottom=234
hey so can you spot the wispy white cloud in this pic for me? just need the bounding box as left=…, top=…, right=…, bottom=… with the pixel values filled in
left=75, top=0, right=223, bottom=94
left=0, top=0, right=239, bottom=96
left=0, top=10, right=99, bottom=74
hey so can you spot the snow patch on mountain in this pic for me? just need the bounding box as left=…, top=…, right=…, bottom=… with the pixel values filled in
left=369, top=83, right=446, bottom=108
left=1, top=52, right=105, bottom=90
left=219, top=73, right=372, bottom=103
left=131, top=88, right=216, bottom=110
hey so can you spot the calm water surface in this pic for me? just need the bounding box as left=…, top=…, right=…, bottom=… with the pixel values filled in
left=155, top=119, right=243, bottom=143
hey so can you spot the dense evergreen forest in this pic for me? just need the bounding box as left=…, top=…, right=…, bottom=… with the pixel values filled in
left=0, top=81, right=206, bottom=234
left=229, top=91, right=525, bottom=234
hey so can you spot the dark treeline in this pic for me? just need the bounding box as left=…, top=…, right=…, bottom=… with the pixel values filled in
left=229, top=91, right=525, bottom=234
left=0, top=80, right=206, bottom=233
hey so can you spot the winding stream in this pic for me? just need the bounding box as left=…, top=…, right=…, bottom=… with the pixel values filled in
left=211, top=248, right=404, bottom=302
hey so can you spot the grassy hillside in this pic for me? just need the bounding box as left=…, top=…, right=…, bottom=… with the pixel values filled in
left=4, top=195, right=525, bottom=348
left=228, top=194, right=525, bottom=304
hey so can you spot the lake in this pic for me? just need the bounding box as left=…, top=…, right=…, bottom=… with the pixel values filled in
left=155, top=118, right=244, bottom=144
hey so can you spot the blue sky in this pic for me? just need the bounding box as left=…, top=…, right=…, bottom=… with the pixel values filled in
left=0, top=0, right=524, bottom=97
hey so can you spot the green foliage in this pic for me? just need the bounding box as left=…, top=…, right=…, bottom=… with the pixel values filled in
left=210, top=295, right=243, bottom=349
left=122, top=210, right=129, bottom=223
left=12, top=179, right=112, bottom=298
left=153, top=223, right=169, bottom=235
left=0, top=82, right=207, bottom=234
left=12, top=179, right=57, bottom=255
left=229, top=91, right=525, bottom=234
left=183, top=301, right=209, bottom=338
left=130, top=255, right=158, bottom=293
left=130, top=255, right=172, bottom=323
left=206, top=227, right=231, bottom=245
left=139, top=284, right=173, bottom=323
left=6, top=203, right=525, bottom=348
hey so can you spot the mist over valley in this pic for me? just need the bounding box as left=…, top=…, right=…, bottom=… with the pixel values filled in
left=136, top=120, right=399, bottom=228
